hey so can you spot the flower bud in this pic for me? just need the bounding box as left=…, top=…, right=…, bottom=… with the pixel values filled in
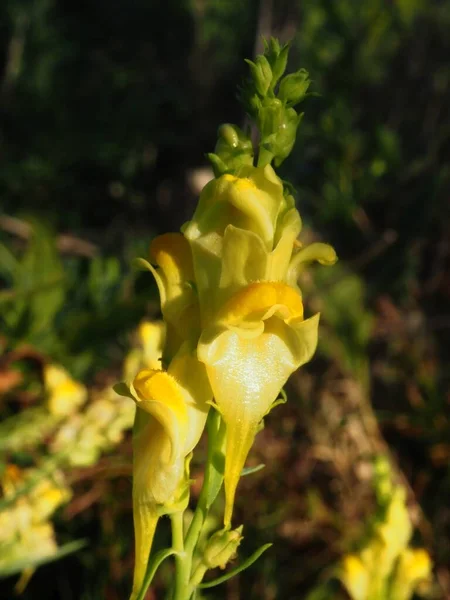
left=203, top=526, right=243, bottom=569
left=278, top=69, right=311, bottom=107
left=245, top=55, right=272, bottom=96
left=263, top=38, right=289, bottom=87
left=208, top=124, right=254, bottom=176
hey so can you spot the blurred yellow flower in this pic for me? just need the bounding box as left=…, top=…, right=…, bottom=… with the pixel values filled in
left=44, top=364, right=87, bottom=417
left=338, top=482, right=432, bottom=600
left=123, top=320, right=166, bottom=380
left=340, top=554, right=369, bottom=600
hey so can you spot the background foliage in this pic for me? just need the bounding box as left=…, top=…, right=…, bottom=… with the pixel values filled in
left=0, top=0, right=449, bottom=598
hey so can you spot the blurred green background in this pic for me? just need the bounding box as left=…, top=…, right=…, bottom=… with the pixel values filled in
left=0, top=0, right=449, bottom=598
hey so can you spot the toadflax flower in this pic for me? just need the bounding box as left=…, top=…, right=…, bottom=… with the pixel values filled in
left=183, top=163, right=336, bottom=525
left=120, top=341, right=212, bottom=599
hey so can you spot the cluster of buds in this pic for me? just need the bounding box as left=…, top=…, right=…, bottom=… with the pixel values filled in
left=338, top=458, right=432, bottom=600
left=117, top=39, right=337, bottom=598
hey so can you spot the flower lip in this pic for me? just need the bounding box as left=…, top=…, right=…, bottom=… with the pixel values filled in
left=216, top=281, right=304, bottom=327
left=131, top=369, right=189, bottom=463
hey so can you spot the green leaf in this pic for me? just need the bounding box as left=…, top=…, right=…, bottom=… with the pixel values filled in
left=135, top=548, right=179, bottom=600
left=241, top=463, right=265, bottom=477
left=198, top=543, right=272, bottom=589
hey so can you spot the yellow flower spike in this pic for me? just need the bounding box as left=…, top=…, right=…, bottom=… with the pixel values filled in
left=128, top=347, right=212, bottom=598
left=44, top=364, right=87, bottom=416
left=198, top=283, right=319, bottom=525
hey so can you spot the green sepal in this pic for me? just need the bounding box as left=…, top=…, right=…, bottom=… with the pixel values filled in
left=269, top=387, right=288, bottom=412
left=207, top=153, right=229, bottom=177
left=203, top=409, right=226, bottom=510
left=134, top=548, right=179, bottom=600
left=113, top=382, right=134, bottom=399
left=198, top=543, right=272, bottom=589
left=263, top=38, right=290, bottom=89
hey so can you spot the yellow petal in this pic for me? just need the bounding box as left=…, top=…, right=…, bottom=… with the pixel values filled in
left=150, top=233, right=195, bottom=285
left=340, top=554, right=370, bottom=600
left=147, top=233, right=200, bottom=341
left=168, top=344, right=211, bottom=454
left=287, top=242, right=337, bottom=287
left=132, top=370, right=188, bottom=463
left=216, top=281, right=304, bottom=326
left=219, top=226, right=268, bottom=300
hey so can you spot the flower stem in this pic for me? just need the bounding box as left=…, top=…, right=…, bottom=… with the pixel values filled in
left=170, top=511, right=193, bottom=600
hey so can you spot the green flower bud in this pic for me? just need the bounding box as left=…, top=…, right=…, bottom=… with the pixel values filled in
left=245, top=55, right=272, bottom=97
left=278, top=69, right=311, bottom=107
left=203, top=526, right=243, bottom=569
left=258, top=97, right=284, bottom=140
left=260, top=103, right=302, bottom=167
left=208, top=124, right=254, bottom=176
left=264, top=38, right=289, bottom=88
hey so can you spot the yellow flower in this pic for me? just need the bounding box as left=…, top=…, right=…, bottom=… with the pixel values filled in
left=123, top=320, right=166, bottom=380
left=375, top=487, right=412, bottom=580
left=140, top=233, right=200, bottom=355
left=44, top=364, right=87, bottom=417
left=198, top=283, right=319, bottom=525
left=340, top=554, right=370, bottom=600
left=390, top=548, right=432, bottom=600
left=127, top=344, right=212, bottom=599
left=184, top=165, right=336, bottom=525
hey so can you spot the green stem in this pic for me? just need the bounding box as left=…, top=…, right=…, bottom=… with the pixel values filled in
left=257, top=146, right=274, bottom=167
left=171, top=512, right=192, bottom=600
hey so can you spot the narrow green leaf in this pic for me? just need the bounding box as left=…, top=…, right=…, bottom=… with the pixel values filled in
left=198, top=543, right=272, bottom=589
left=241, top=463, right=265, bottom=477
left=135, top=548, right=179, bottom=600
